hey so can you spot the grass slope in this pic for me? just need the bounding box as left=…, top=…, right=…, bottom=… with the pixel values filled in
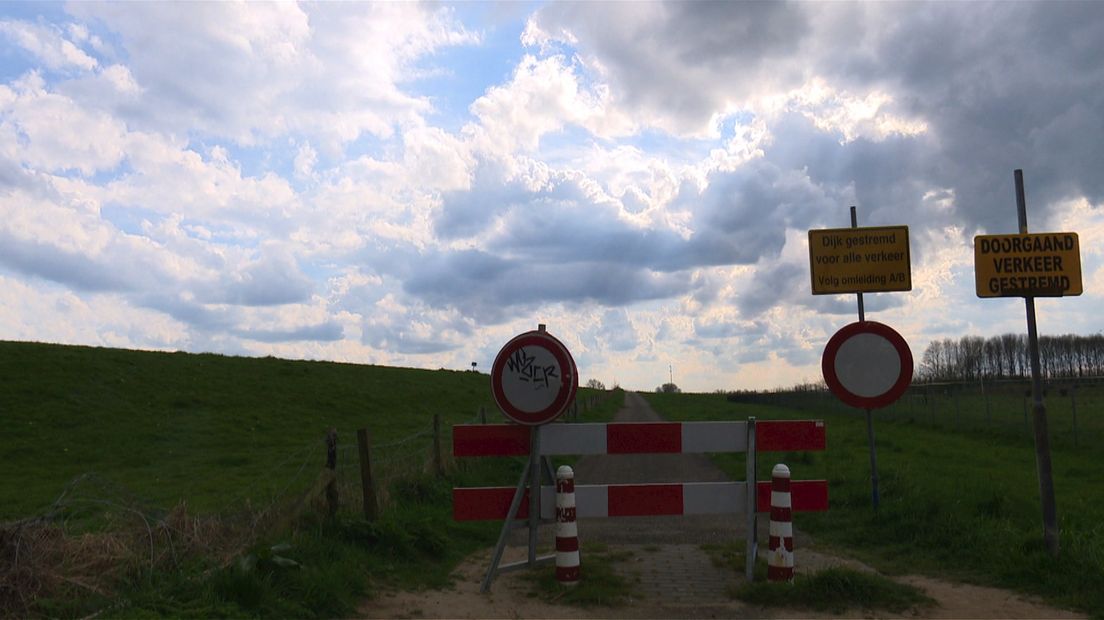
left=0, top=340, right=620, bottom=618
left=645, top=391, right=1104, bottom=617
left=2, top=340, right=507, bottom=518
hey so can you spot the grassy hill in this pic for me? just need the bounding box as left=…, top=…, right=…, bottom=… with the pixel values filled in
left=0, top=340, right=619, bottom=618
left=0, top=340, right=506, bottom=519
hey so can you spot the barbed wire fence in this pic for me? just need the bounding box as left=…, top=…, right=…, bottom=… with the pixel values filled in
left=0, top=390, right=617, bottom=617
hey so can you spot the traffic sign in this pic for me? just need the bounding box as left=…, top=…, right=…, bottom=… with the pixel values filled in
left=974, top=232, right=1082, bottom=297
left=809, top=226, right=911, bottom=294
left=822, top=321, right=913, bottom=409
left=491, top=327, right=578, bottom=426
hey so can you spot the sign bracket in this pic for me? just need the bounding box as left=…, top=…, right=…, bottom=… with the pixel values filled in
left=479, top=425, right=557, bottom=593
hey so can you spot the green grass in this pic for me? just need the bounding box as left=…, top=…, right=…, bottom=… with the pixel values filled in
left=521, top=542, right=636, bottom=607
left=736, top=567, right=935, bottom=615
left=742, top=380, right=1104, bottom=450
left=0, top=340, right=623, bottom=618
left=0, top=340, right=613, bottom=520
left=644, top=391, right=1104, bottom=617
left=702, top=541, right=932, bottom=615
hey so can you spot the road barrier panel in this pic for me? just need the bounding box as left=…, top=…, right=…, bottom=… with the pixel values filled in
left=453, top=418, right=828, bottom=589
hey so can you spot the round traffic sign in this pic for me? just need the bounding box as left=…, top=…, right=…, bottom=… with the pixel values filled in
left=491, top=328, right=578, bottom=425
left=822, top=321, right=913, bottom=409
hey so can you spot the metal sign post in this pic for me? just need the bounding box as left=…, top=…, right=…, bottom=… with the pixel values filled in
left=810, top=206, right=915, bottom=511
left=971, top=169, right=1075, bottom=556
left=1014, top=170, right=1060, bottom=556
left=480, top=324, right=577, bottom=592
left=744, top=417, right=757, bottom=582
left=852, top=206, right=878, bottom=511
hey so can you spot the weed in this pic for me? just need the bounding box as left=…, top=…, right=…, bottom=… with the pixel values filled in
left=521, top=549, right=635, bottom=607
left=736, top=567, right=935, bottom=614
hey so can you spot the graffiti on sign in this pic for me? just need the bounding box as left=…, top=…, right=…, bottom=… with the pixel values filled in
left=507, top=347, right=559, bottom=389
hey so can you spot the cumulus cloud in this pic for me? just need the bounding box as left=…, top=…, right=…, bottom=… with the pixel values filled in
left=63, top=2, right=480, bottom=148
left=0, top=19, right=98, bottom=71
left=2, top=1, right=1103, bottom=393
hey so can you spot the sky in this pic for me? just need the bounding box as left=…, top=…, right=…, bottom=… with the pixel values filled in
left=1, top=1, right=1103, bottom=393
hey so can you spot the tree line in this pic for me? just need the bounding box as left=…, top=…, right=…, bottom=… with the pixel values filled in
left=918, top=333, right=1104, bottom=382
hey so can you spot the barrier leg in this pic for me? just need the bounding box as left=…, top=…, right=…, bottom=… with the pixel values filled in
left=768, top=463, right=794, bottom=582
left=556, top=465, right=580, bottom=585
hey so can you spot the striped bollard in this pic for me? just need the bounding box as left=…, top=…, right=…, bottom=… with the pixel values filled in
left=768, top=463, right=794, bottom=582
left=555, top=465, right=580, bottom=585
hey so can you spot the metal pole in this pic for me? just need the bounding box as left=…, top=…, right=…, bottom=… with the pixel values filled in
left=528, top=424, right=541, bottom=565
left=1015, top=169, right=1059, bottom=556
left=866, top=408, right=880, bottom=510
left=851, top=206, right=866, bottom=322
left=745, top=417, right=757, bottom=582
left=481, top=459, right=532, bottom=593
left=852, top=206, right=877, bottom=510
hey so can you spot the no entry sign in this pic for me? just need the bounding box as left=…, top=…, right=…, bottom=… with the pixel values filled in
left=822, top=321, right=913, bottom=409
left=491, top=327, right=578, bottom=425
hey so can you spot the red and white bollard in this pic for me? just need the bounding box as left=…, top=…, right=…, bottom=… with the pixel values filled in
left=768, top=463, right=794, bottom=582
left=555, top=465, right=580, bottom=585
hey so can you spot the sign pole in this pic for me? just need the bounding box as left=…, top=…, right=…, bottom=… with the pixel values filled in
left=850, top=206, right=879, bottom=512
left=744, top=417, right=757, bottom=582
left=528, top=424, right=541, bottom=565
left=1015, top=170, right=1059, bottom=556
left=850, top=207, right=866, bottom=323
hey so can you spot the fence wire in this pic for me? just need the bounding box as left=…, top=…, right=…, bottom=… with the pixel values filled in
left=733, top=379, right=1104, bottom=450
left=0, top=393, right=615, bottom=617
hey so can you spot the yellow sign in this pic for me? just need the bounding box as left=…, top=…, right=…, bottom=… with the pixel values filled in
left=974, top=232, right=1082, bottom=297
left=808, top=226, right=911, bottom=294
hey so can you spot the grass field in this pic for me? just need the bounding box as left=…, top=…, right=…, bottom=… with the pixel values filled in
left=7, top=338, right=1100, bottom=617
left=0, top=340, right=621, bottom=617
left=743, top=379, right=1104, bottom=450
left=644, top=391, right=1104, bottom=617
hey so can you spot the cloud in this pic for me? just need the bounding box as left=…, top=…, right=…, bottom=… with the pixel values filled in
left=0, top=229, right=134, bottom=292
left=2, top=1, right=1103, bottom=395
left=599, top=308, right=638, bottom=352
left=0, top=72, right=128, bottom=175
left=199, top=247, right=315, bottom=307
left=235, top=321, right=343, bottom=343
left=63, top=2, right=480, bottom=148
left=0, top=18, right=98, bottom=71
left=526, top=2, right=812, bottom=135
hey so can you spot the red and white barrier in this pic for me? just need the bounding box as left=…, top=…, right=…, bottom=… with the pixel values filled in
left=768, top=464, right=794, bottom=582
left=453, top=420, right=825, bottom=457
left=555, top=466, right=580, bottom=585
left=452, top=416, right=829, bottom=586
left=452, top=479, right=828, bottom=521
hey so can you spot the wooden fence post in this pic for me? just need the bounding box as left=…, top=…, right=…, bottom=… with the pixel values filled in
left=325, top=428, right=339, bottom=518
left=480, top=405, right=487, bottom=424
left=357, top=428, right=379, bottom=521
left=432, top=414, right=443, bottom=477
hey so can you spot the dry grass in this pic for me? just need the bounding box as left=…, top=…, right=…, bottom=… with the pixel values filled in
left=0, top=470, right=339, bottom=618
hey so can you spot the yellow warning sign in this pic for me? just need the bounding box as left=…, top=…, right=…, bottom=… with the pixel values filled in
left=974, top=232, right=1082, bottom=297
left=808, top=226, right=911, bottom=294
